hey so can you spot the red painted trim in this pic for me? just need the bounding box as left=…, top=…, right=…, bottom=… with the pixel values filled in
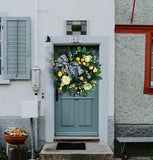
left=115, top=24, right=153, bottom=95
left=131, top=0, right=136, bottom=24
left=144, top=33, right=153, bottom=94
left=115, top=25, right=153, bottom=34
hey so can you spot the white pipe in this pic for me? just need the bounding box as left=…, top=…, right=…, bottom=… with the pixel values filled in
left=34, top=0, right=39, bottom=153
left=34, top=118, right=38, bottom=149
left=30, top=0, right=39, bottom=159
left=34, top=95, right=39, bottom=150
left=30, top=118, right=35, bottom=159
left=35, top=0, right=38, bottom=66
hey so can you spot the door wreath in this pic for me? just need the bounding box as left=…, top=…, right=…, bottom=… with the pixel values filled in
left=52, top=47, right=102, bottom=96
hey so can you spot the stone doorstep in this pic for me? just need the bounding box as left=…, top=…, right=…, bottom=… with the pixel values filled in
left=40, top=142, right=113, bottom=160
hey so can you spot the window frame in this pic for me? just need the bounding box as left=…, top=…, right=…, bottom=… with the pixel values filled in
left=0, top=12, right=10, bottom=84
left=115, top=24, right=153, bottom=95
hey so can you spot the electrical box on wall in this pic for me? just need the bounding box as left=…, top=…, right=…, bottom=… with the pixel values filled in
left=32, top=66, right=41, bottom=93
left=21, top=100, right=40, bottom=118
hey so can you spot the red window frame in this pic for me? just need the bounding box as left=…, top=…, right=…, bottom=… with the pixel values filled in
left=115, top=25, right=153, bottom=95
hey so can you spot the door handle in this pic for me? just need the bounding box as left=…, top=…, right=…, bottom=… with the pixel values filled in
left=56, top=89, right=58, bottom=101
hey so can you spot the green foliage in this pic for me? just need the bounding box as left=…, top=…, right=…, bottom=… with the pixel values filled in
left=52, top=46, right=102, bottom=96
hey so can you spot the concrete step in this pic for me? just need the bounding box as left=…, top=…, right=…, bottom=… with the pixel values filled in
left=40, top=142, right=113, bottom=160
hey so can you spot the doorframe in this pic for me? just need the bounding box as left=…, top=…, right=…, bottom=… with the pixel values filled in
left=45, top=36, right=109, bottom=144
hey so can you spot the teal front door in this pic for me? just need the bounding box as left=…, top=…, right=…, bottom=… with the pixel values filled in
left=55, top=46, right=99, bottom=136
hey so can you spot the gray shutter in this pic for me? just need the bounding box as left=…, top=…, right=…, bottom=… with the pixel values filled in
left=2, top=17, right=31, bottom=79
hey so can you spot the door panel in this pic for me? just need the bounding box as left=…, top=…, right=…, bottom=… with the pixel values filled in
left=61, top=99, right=75, bottom=126
left=55, top=46, right=99, bottom=137
left=78, top=99, right=92, bottom=126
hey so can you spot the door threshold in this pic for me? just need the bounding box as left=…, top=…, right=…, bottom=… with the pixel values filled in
left=54, top=137, right=100, bottom=142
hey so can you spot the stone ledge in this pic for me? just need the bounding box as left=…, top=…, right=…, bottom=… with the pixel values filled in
left=40, top=142, right=113, bottom=160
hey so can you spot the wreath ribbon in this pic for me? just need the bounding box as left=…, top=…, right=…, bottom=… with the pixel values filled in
left=55, top=54, right=83, bottom=76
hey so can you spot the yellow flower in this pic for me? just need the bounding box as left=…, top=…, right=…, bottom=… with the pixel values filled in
left=89, top=66, right=93, bottom=70
left=76, top=57, right=80, bottom=62
left=81, top=58, right=85, bottom=62
left=82, top=62, right=86, bottom=66
left=93, top=67, right=97, bottom=73
left=79, top=76, right=84, bottom=81
left=62, top=75, right=71, bottom=85
left=61, top=83, right=64, bottom=86
left=83, top=81, right=87, bottom=84
left=83, top=83, right=92, bottom=90
left=58, top=86, right=62, bottom=90
left=57, top=71, right=62, bottom=77
left=85, top=55, right=92, bottom=62
left=71, top=84, right=75, bottom=88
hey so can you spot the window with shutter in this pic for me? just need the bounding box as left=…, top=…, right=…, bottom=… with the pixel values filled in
left=2, top=17, right=31, bottom=80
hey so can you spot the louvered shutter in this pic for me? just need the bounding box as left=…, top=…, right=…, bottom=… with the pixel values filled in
left=2, top=17, right=31, bottom=79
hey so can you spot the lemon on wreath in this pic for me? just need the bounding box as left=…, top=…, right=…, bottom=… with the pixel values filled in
left=82, top=62, right=86, bottom=66
left=57, top=71, right=62, bottom=77
left=58, top=86, right=62, bottom=90
left=71, top=84, right=75, bottom=88
left=89, top=66, right=94, bottom=70
left=81, top=58, right=85, bottom=62
left=76, top=57, right=80, bottom=62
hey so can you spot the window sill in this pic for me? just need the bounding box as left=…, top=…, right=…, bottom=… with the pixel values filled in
left=0, top=79, right=10, bottom=85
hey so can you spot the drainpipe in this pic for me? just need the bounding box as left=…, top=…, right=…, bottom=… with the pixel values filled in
left=30, top=118, right=35, bottom=159
left=34, top=0, right=39, bottom=151
left=35, top=0, right=38, bottom=67
left=32, top=0, right=40, bottom=157
left=30, top=0, right=40, bottom=159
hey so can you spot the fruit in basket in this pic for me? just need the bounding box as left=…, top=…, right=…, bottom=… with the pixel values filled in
left=4, top=128, right=28, bottom=136
left=3, top=128, right=28, bottom=144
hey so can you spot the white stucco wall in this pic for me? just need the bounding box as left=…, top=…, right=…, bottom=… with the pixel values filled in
left=0, top=0, right=35, bottom=116
left=0, top=0, right=114, bottom=116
